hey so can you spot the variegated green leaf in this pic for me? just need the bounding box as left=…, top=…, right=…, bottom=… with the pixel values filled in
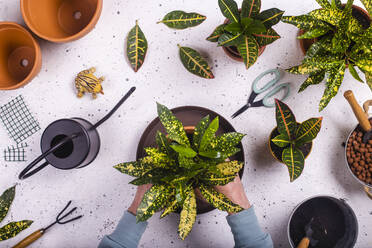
left=252, top=28, right=281, bottom=47
left=281, top=15, right=332, bottom=31
left=198, top=150, right=222, bottom=159
left=315, top=0, right=332, bottom=8
left=361, top=0, right=372, bottom=16
left=127, top=20, right=148, bottom=72
left=175, top=183, right=188, bottom=203
left=349, top=64, right=364, bottom=83
left=199, top=184, right=243, bottom=212
left=221, top=147, right=241, bottom=159
left=0, top=186, right=15, bottom=223
left=295, top=118, right=323, bottom=147
left=332, top=0, right=343, bottom=9
left=136, top=184, right=173, bottom=222
left=282, top=145, right=305, bottom=182
left=178, top=189, right=196, bottom=240
left=218, top=33, right=244, bottom=47
left=225, top=22, right=242, bottom=34
left=297, top=27, right=330, bottom=39
left=157, top=102, right=190, bottom=146
left=331, top=31, right=349, bottom=53
left=309, top=9, right=344, bottom=26
left=206, top=24, right=227, bottom=42
left=213, top=161, right=244, bottom=175
left=200, top=173, right=235, bottom=186
left=178, top=45, right=215, bottom=79
left=193, top=115, right=210, bottom=150
left=171, top=145, right=197, bottom=158
left=0, top=221, right=33, bottom=241
left=114, top=161, right=153, bottom=177
left=178, top=155, right=198, bottom=169
left=241, top=0, right=261, bottom=18
left=319, top=62, right=346, bottom=111
left=156, top=131, right=173, bottom=156
left=218, top=0, right=240, bottom=23
left=161, top=197, right=180, bottom=218
left=275, top=99, right=297, bottom=140
left=199, top=117, right=219, bottom=152
left=256, top=8, right=284, bottom=28
left=157, top=11, right=206, bottom=29
left=207, top=132, right=245, bottom=154
left=237, top=35, right=259, bottom=70
left=286, top=64, right=318, bottom=75
left=299, top=71, right=325, bottom=92
left=271, top=133, right=291, bottom=148
left=355, top=57, right=372, bottom=73
left=304, top=39, right=330, bottom=62
left=348, top=17, right=363, bottom=33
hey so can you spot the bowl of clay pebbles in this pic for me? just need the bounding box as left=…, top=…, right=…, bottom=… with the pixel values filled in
left=288, top=196, right=358, bottom=248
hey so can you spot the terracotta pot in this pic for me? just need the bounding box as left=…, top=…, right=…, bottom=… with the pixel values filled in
left=21, top=0, right=103, bottom=43
left=222, top=45, right=266, bottom=62
left=298, top=5, right=371, bottom=55
left=0, top=22, right=41, bottom=90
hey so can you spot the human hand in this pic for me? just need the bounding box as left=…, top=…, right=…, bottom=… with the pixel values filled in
left=215, top=176, right=251, bottom=214
left=128, top=184, right=152, bottom=215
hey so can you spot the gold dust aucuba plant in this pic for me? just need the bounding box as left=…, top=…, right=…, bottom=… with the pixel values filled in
left=271, top=100, right=322, bottom=182
left=127, top=20, right=148, bottom=72
left=0, top=186, right=32, bottom=241
left=282, top=0, right=372, bottom=111
left=207, top=0, right=283, bottom=69
left=114, top=103, right=245, bottom=239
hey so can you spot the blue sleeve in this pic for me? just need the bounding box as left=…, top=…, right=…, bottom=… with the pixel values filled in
left=98, top=211, right=148, bottom=248
left=226, top=207, right=273, bottom=248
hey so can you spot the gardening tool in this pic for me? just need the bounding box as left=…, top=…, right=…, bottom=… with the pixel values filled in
left=344, top=90, right=372, bottom=143
left=231, top=69, right=290, bottom=119
left=13, top=201, right=82, bottom=248
left=18, top=86, right=136, bottom=179
left=297, top=218, right=318, bottom=248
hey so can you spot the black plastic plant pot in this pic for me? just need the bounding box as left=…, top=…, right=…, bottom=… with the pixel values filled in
left=136, top=106, right=245, bottom=214
left=288, top=196, right=358, bottom=248
left=268, top=126, right=313, bottom=163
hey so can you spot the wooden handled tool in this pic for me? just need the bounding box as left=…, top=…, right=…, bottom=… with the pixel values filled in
left=297, top=237, right=310, bottom=248
left=12, top=230, right=44, bottom=248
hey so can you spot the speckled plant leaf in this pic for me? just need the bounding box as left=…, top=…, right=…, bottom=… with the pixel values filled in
left=171, top=145, right=197, bottom=158
left=114, top=161, right=153, bottom=177
left=193, top=115, right=210, bottom=150
left=199, top=184, right=243, bottom=212
left=212, top=161, right=243, bottom=175
left=315, top=0, right=332, bottom=8
left=207, top=132, right=244, bottom=154
left=303, top=57, right=343, bottom=71
left=295, top=118, right=323, bottom=147
left=361, top=0, right=372, bottom=16
left=160, top=197, right=179, bottom=218
left=136, top=184, right=172, bottom=222
left=178, top=155, right=198, bottom=169
left=218, top=33, right=244, bottom=47
left=332, top=31, right=350, bottom=53
left=275, top=99, right=297, bottom=140
left=256, top=8, right=284, bottom=28
left=241, top=0, right=261, bottom=18
left=175, top=183, right=191, bottom=203
left=366, top=72, right=372, bottom=91
left=271, top=133, right=291, bottom=148
left=145, top=147, right=171, bottom=163
left=355, top=57, right=372, bottom=73
left=0, top=221, right=33, bottom=241
left=157, top=103, right=190, bottom=146
left=200, top=172, right=235, bottom=186
left=332, top=0, right=343, bottom=8
left=157, top=11, right=206, bottom=29
left=178, top=189, right=196, bottom=240
left=304, top=39, right=330, bottom=62
left=252, top=28, right=280, bottom=47
left=281, top=15, right=331, bottom=30
left=220, top=147, right=241, bottom=159
left=127, top=20, right=148, bottom=72
left=349, top=64, right=364, bottom=83
left=206, top=25, right=227, bottom=42
left=199, top=117, right=219, bottom=152
left=156, top=131, right=173, bottom=156
left=297, top=27, right=330, bottom=39
left=348, top=17, right=363, bottom=34
left=0, top=186, right=15, bottom=223
left=282, top=145, right=305, bottom=182
left=130, top=168, right=171, bottom=185
left=237, top=35, right=259, bottom=70
left=309, top=9, right=344, bottom=26
left=319, top=62, right=346, bottom=111
left=178, top=45, right=214, bottom=79
left=286, top=64, right=317, bottom=75
left=218, top=0, right=240, bottom=23
left=298, top=71, right=326, bottom=92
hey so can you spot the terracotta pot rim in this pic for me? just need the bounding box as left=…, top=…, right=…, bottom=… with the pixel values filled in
left=20, top=0, right=103, bottom=43
left=222, top=45, right=266, bottom=62
left=0, top=22, right=41, bottom=90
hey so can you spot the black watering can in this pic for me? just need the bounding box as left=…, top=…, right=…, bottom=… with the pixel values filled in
left=19, top=87, right=136, bottom=180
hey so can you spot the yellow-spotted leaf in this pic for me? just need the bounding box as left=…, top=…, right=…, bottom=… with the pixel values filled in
left=178, top=45, right=214, bottom=79
left=157, top=11, right=206, bottom=29
left=282, top=145, right=305, bottom=182
left=178, top=189, right=196, bottom=240
left=309, top=9, right=344, bottom=26
left=200, top=172, right=235, bottom=186
left=161, top=198, right=179, bottom=218
left=207, top=132, right=245, bottom=154
left=315, top=0, right=332, bottom=8
left=218, top=0, right=240, bottom=23
left=253, top=28, right=280, bottom=47
left=349, top=64, right=364, bottom=83
left=199, top=184, right=243, bottom=212
left=275, top=99, right=297, bottom=140
left=256, top=8, right=284, bottom=28
left=361, top=0, right=372, bottom=16
left=281, top=15, right=332, bottom=31
left=319, top=62, right=346, bottom=111
left=0, top=221, right=33, bottom=241
left=295, top=118, right=323, bottom=147
left=299, top=71, right=325, bottom=92
left=355, top=57, right=372, bottom=73
left=271, top=133, right=291, bottom=148
left=206, top=25, right=227, bottom=42
left=114, top=161, right=153, bottom=177
left=297, top=28, right=330, bottom=39
left=126, top=20, right=148, bottom=72
left=214, top=161, right=243, bottom=175
left=193, top=115, right=210, bottom=149
left=199, top=117, right=219, bottom=152
left=241, top=0, right=261, bottom=18
left=0, top=186, right=15, bottom=223
left=156, top=131, right=173, bottom=156
left=237, top=35, right=259, bottom=70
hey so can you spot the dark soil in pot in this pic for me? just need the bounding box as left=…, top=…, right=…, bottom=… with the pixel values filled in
left=289, top=196, right=358, bottom=248
left=269, top=127, right=312, bottom=162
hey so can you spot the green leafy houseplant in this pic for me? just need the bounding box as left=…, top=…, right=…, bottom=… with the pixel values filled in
left=282, top=0, right=372, bottom=111
left=207, top=0, right=283, bottom=69
left=270, top=100, right=322, bottom=182
left=157, top=11, right=206, bottom=29
left=114, top=103, right=245, bottom=239
left=0, top=186, right=33, bottom=241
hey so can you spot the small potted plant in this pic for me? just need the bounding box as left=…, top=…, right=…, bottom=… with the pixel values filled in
left=207, top=0, right=283, bottom=69
left=114, top=103, right=245, bottom=240
left=268, top=100, right=323, bottom=182
left=282, top=0, right=372, bottom=111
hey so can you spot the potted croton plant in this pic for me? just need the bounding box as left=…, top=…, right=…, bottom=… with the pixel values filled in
left=207, top=0, right=283, bottom=69
left=269, top=100, right=323, bottom=182
left=114, top=103, right=245, bottom=239
left=282, top=0, right=372, bottom=111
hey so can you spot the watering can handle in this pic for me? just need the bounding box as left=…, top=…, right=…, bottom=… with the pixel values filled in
left=18, top=135, right=76, bottom=180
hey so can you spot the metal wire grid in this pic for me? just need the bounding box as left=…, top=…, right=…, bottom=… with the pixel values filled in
left=0, top=95, right=40, bottom=144
left=3, top=143, right=28, bottom=162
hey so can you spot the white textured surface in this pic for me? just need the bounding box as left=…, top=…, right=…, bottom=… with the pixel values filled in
left=0, top=0, right=371, bottom=247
